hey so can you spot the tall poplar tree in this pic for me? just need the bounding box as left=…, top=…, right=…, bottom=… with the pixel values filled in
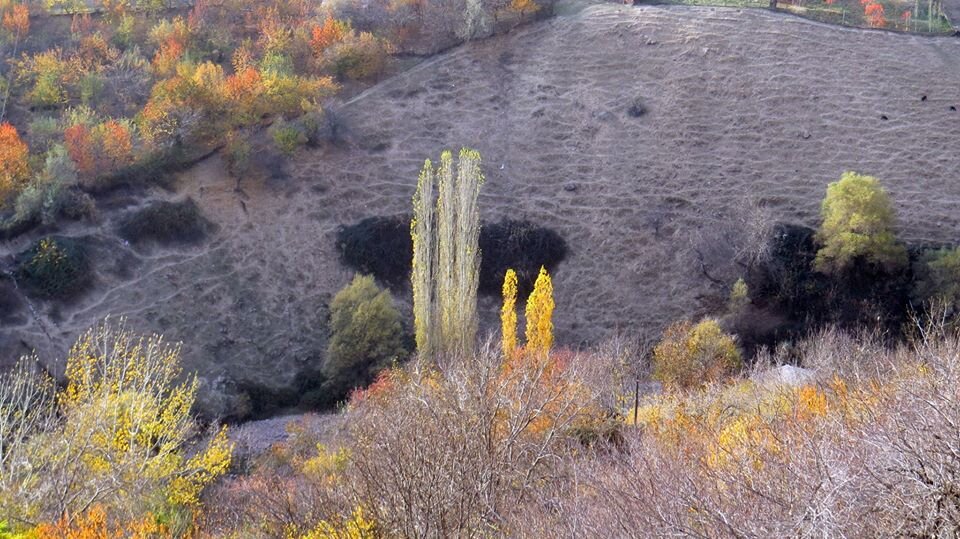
left=411, top=148, right=484, bottom=359
left=500, top=269, right=518, bottom=359
left=524, top=266, right=555, bottom=356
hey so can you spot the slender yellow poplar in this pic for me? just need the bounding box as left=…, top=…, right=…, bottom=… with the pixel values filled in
left=525, top=266, right=554, bottom=355
left=501, top=269, right=518, bottom=359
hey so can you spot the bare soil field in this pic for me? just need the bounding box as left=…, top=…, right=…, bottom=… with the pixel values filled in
left=2, top=2, right=959, bottom=417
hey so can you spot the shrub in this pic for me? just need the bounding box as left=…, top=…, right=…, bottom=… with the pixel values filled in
left=0, top=122, right=29, bottom=205
left=26, top=115, right=61, bottom=152
left=912, top=246, right=960, bottom=314
left=324, top=32, right=390, bottom=80
left=0, top=320, right=232, bottom=528
left=728, top=278, right=749, bottom=312
left=345, top=348, right=607, bottom=537
left=224, top=130, right=251, bottom=177
left=18, top=49, right=77, bottom=109
left=271, top=120, right=307, bottom=155
left=13, top=144, right=78, bottom=225
left=118, top=199, right=212, bottom=246
left=15, top=236, right=91, bottom=299
left=78, top=71, right=104, bottom=105
left=652, top=319, right=742, bottom=389
left=323, top=275, right=407, bottom=402
left=814, top=172, right=907, bottom=274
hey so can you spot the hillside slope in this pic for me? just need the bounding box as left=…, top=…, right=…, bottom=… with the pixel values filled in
left=2, top=2, right=959, bottom=416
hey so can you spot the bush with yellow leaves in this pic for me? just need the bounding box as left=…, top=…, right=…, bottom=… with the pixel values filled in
left=0, top=318, right=231, bottom=532
left=652, top=318, right=741, bottom=389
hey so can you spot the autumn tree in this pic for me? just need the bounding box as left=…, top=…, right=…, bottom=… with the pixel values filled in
left=310, top=16, right=351, bottom=56
left=99, top=119, right=133, bottom=166
left=1, top=3, right=28, bottom=38
left=862, top=0, right=887, bottom=27
left=652, top=319, right=741, bottom=389
left=0, top=121, right=29, bottom=203
left=17, top=49, right=78, bottom=108
left=64, top=123, right=96, bottom=175
left=814, top=172, right=907, bottom=274
left=508, top=0, right=540, bottom=17
left=0, top=319, right=232, bottom=529
left=501, top=268, right=518, bottom=359
left=322, top=31, right=391, bottom=80
left=524, top=266, right=555, bottom=356
left=412, top=148, right=485, bottom=359
left=324, top=274, right=407, bottom=399
left=149, top=17, right=191, bottom=76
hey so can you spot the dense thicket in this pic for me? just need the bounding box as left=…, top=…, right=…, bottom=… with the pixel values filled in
left=14, top=235, right=91, bottom=299
left=118, top=198, right=212, bottom=246
left=336, top=215, right=567, bottom=296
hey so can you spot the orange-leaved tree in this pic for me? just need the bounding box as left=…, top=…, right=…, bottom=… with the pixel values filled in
left=64, top=123, right=96, bottom=176
left=0, top=122, right=29, bottom=204
left=1, top=3, right=29, bottom=37
left=310, top=16, right=352, bottom=56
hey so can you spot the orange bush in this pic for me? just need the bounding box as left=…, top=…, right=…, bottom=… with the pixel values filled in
left=224, top=66, right=264, bottom=123
left=34, top=505, right=166, bottom=539
left=77, top=32, right=115, bottom=69
left=2, top=3, right=29, bottom=36
left=861, top=0, right=887, bottom=27
left=310, top=16, right=351, bottom=56
left=99, top=120, right=133, bottom=165
left=64, top=123, right=97, bottom=176
left=0, top=122, right=30, bottom=201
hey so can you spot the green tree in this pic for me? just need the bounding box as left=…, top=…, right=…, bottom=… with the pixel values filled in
left=325, top=275, right=406, bottom=397
left=814, top=172, right=907, bottom=274
left=652, top=319, right=741, bottom=390
left=913, top=247, right=960, bottom=314
left=411, top=148, right=484, bottom=359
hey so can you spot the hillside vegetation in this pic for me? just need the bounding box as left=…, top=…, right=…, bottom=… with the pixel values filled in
left=1, top=0, right=960, bottom=528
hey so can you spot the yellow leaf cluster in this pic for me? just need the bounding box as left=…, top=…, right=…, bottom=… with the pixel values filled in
left=500, top=269, right=518, bottom=359
left=2, top=320, right=232, bottom=527
left=300, top=507, right=377, bottom=539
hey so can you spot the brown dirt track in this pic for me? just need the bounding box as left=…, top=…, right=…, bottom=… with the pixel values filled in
left=2, top=2, right=959, bottom=416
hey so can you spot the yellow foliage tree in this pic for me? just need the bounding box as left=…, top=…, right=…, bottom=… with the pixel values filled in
left=524, top=266, right=554, bottom=356
left=814, top=171, right=907, bottom=274
left=652, top=319, right=741, bottom=389
left=501, top=269, right=518, bottom=359
left=0, top=319, right=232, bottom=529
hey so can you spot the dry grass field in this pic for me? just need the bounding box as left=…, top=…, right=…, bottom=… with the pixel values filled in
left=2, top=1, right=959, bottom=416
